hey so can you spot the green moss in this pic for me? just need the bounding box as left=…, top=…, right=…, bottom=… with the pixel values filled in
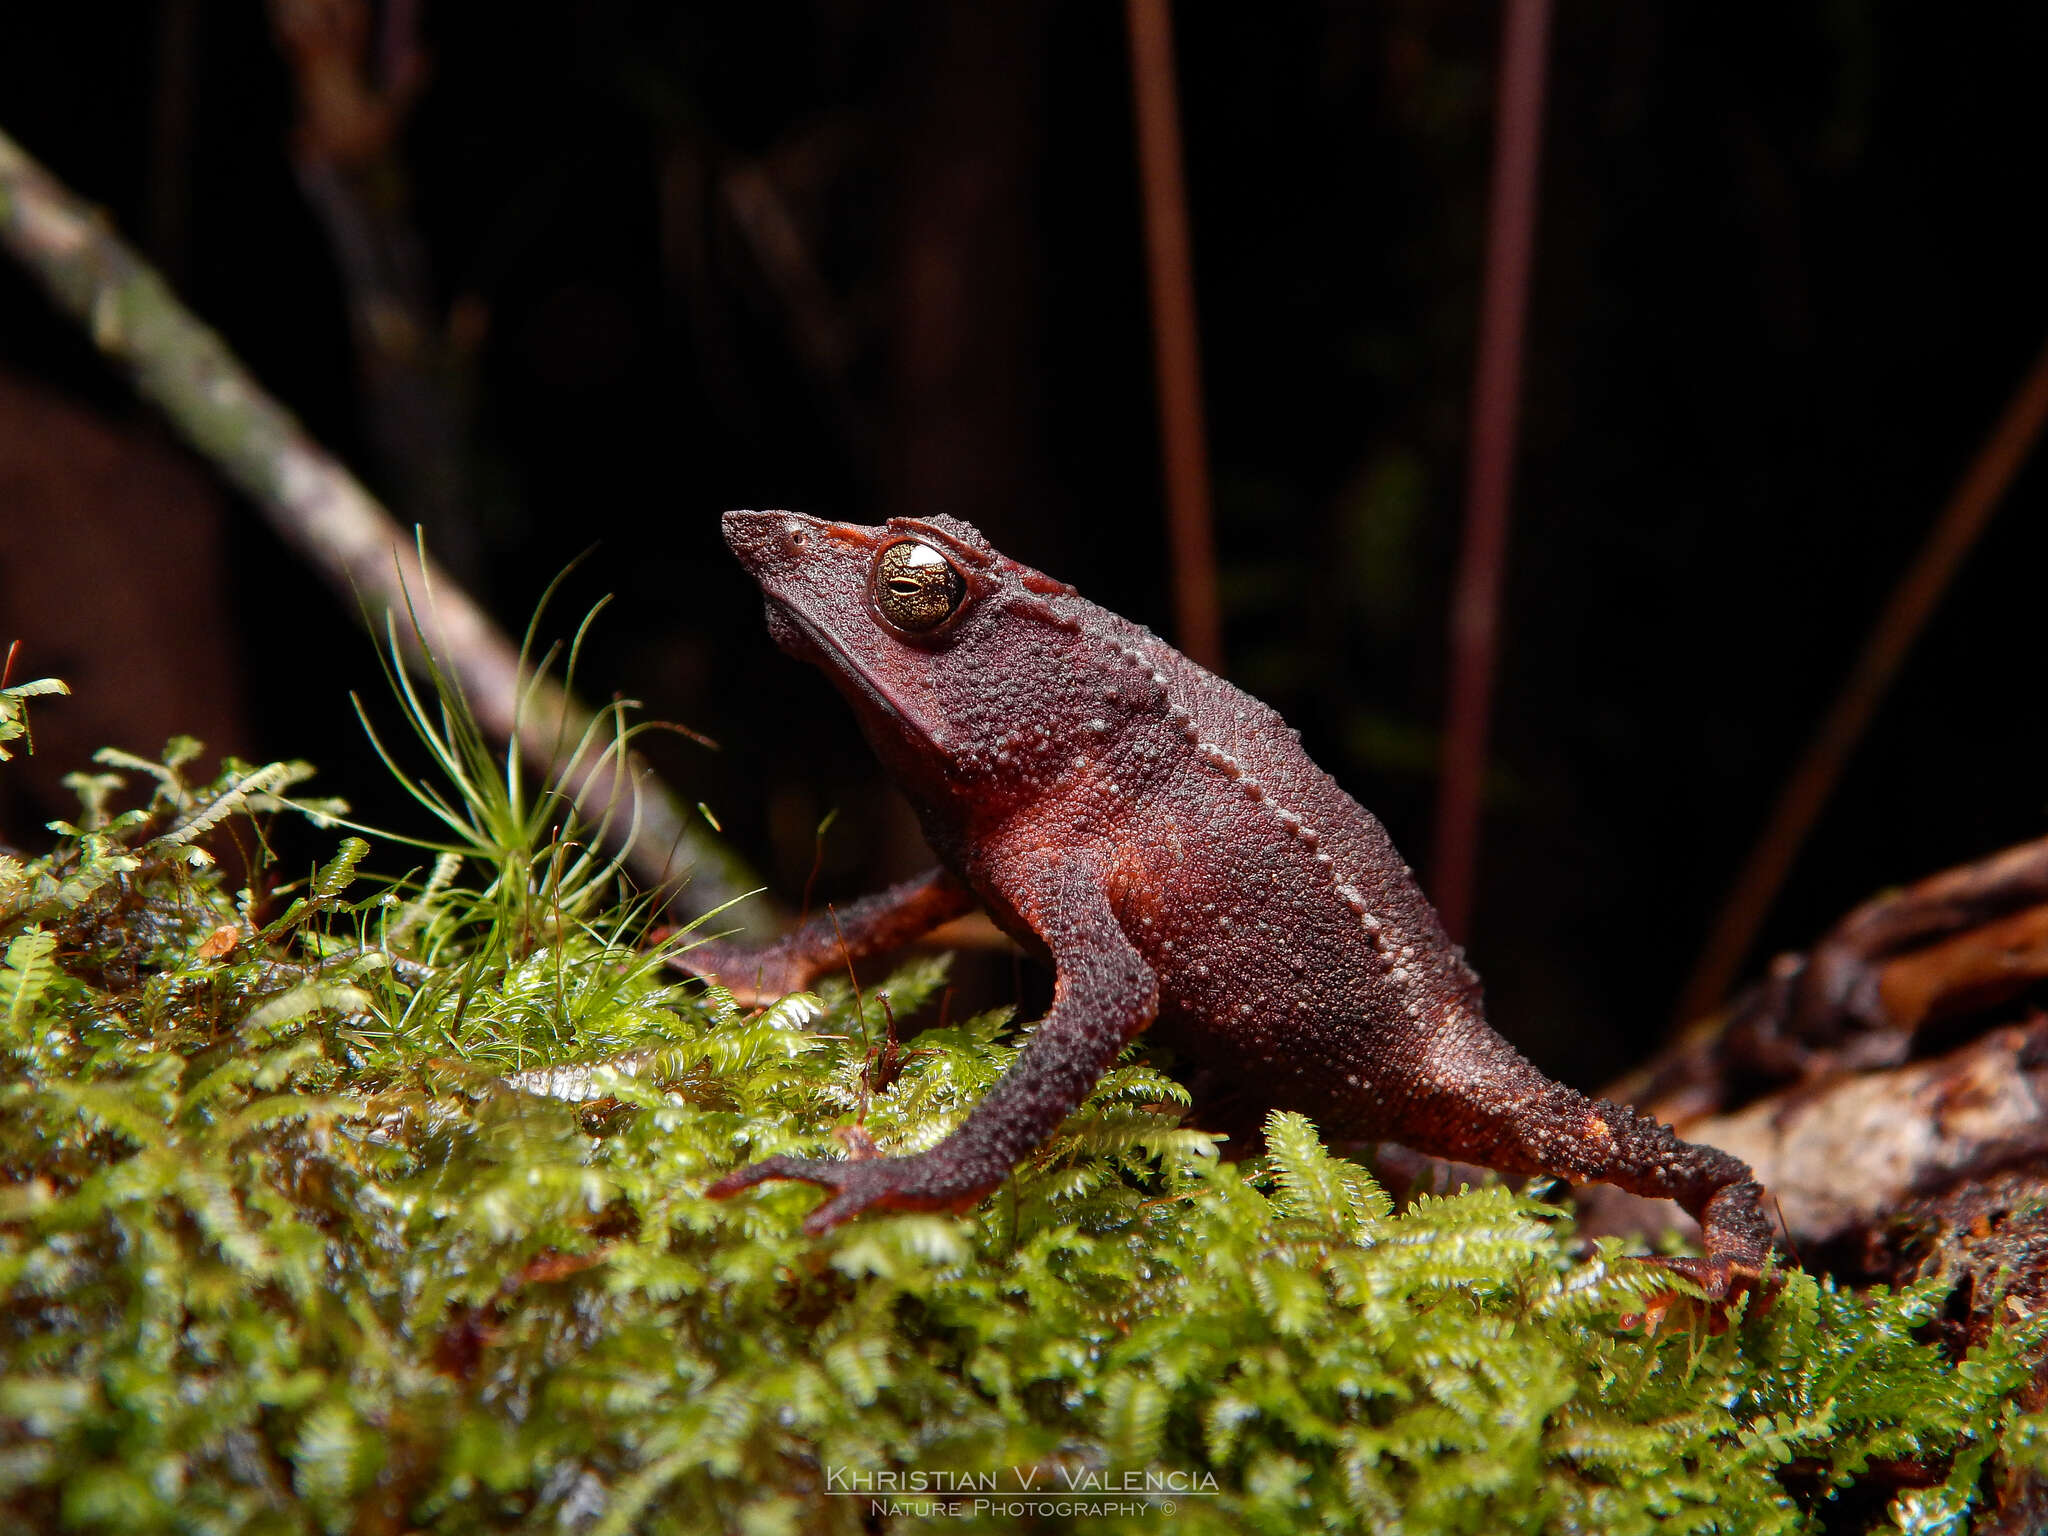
left=0, top=733, right=2041, bottom=1534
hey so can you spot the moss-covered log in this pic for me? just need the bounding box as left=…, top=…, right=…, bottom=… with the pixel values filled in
left=0, top=728, right=2041, bottom=1533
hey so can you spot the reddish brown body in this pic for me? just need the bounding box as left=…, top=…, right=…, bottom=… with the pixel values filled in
left=698, top=510, right=1774, bottom=1292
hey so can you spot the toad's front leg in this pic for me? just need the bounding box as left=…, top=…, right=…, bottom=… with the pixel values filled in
left=706, top=860, right=1158, bottom=1233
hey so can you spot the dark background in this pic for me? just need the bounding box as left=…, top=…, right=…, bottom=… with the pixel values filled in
left=3, top=2, right=2045, bottom=1088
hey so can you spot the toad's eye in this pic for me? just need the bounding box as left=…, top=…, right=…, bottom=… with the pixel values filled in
left=874, top=540, right=966, bottom=632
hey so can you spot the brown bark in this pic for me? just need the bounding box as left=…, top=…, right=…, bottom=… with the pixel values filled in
left=0, top=366, right=248, bottom=838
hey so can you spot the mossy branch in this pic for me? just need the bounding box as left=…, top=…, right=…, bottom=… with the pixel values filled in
left=0, top=125, right=758, bottom=924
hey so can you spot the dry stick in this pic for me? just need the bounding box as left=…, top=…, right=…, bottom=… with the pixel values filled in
left=1675, top=330, right=2048, bottom=1026
left=0, top=125, right=758, bottom=922
left=1126, top=0, right=1222, bottom=674
left=1432, top=0, right=1554, bottom=943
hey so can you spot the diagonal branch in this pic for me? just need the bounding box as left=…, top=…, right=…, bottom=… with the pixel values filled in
left=0, top=125, right=759, bottom=924
left=1675, top=329, right=2048, bottom=1025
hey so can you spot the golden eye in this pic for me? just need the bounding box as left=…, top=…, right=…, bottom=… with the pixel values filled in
left=874, top=540, right=966, bottom=632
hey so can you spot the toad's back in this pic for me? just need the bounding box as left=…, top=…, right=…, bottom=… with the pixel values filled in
left=963, top=596, right=1486, bottom=1139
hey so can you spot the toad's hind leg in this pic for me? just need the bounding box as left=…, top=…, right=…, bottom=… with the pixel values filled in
left=1378, top=1013, right=1776, bottom=1298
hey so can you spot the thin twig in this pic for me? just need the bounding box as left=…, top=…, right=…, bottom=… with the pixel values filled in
left=1432, top=0, right=1554, bottom=944
left=0, top=125, right=759, bottom=923
left=1126, top=0, right=1222, bottom=673
left=1676, top=330, right=2048, bottom=1025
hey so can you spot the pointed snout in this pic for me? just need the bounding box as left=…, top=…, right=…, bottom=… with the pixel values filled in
left=722, top=508, right=796, bottom=562
left=722, top=508, right=848, bottom=579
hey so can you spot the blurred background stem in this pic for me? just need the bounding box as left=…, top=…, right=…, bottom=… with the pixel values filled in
left=1432, top=0, right=1553, bottom=945
left=1127, top=0, right=1222, bottom=673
